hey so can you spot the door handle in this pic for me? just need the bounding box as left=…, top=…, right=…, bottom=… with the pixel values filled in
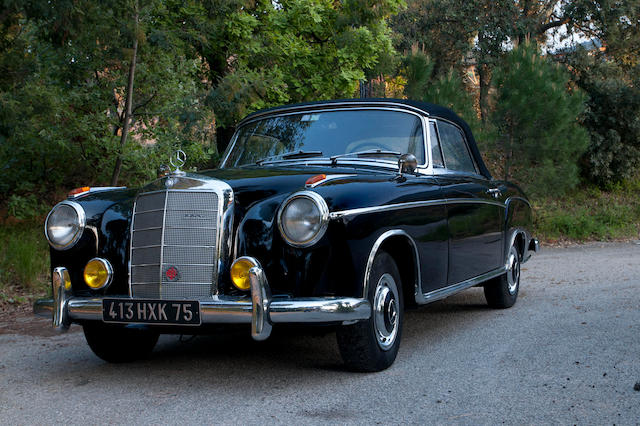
left=486, top=188, right=501, bottom=198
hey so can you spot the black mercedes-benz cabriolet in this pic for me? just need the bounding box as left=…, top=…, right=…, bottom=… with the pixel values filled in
left=36, top=99, right=538, bottom=371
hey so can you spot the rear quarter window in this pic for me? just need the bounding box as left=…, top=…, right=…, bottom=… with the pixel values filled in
left=437, top=121, right=477, bottom=174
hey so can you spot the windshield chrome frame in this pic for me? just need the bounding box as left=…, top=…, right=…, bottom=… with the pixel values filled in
left=220, top=106, right=430, bottom=173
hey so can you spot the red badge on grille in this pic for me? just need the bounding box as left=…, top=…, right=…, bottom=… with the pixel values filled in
left=165, top=266, right=179, bottom=281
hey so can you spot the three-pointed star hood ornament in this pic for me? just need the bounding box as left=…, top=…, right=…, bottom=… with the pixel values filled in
left=169, top=149, right=187, bottom=176
left=165, top=149, right=187, bottom=188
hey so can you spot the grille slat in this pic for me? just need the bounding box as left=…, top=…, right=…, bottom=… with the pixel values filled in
left=130, top=190, right=219, bottom=299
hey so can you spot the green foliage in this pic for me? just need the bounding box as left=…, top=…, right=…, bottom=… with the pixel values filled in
left=566, top=51, right=640, bottom=186
left=534, top=180, right=640, bottom=241
left=0, top=223, right=49, bottom=292
left=401, top=52, right=484, bottom=150
left=491, top=43, right=589, bottom=196
left=402, top=52, right=478, bottom=124
left=0, top=0, right=216, bottom=204
left=202, top=0, right=402, bottom=128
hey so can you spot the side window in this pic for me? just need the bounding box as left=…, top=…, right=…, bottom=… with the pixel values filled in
left=437, top=121, right=477, bottom=174
left=429, top=121, right=444, bottom=168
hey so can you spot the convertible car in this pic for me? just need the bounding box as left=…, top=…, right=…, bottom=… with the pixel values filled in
left=35, top=99, right=538, bottom=371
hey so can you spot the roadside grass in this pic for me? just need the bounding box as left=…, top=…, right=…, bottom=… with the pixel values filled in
left=0, top=221, right=49, bottom=306
left=533, top=181, right=640, bottom=242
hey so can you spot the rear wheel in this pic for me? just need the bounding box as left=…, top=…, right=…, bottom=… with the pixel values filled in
left=337, top=251, right=403, bottom=372
left=83, top=323, right=159, bottom=363
left=484, top=243, right=521, bottom=309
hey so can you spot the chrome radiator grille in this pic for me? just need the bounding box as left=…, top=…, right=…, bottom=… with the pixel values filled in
left=130, top=190, right=219, bottom=299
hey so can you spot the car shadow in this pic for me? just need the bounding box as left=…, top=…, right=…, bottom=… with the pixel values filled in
left=142, top=287, right=494, bottom=372
left=27, top=287, right=509, bottom=390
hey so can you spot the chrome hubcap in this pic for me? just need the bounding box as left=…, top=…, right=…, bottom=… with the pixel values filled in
left=506, top=246, right=520, bottom=295
left=373, top=273, right=399, bottom=350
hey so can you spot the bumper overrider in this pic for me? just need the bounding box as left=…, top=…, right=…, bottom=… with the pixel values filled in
left=34, top=257, right=371, bottom=341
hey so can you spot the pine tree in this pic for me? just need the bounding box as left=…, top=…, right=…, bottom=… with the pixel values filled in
left=491, top=43, right=589, bottom=195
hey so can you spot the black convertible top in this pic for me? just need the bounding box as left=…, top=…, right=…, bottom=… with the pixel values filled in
left=238, top=98, right=492, bottom=179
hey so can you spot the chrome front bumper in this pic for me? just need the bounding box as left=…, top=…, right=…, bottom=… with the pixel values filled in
left=34, top=260, right=371, bottom=341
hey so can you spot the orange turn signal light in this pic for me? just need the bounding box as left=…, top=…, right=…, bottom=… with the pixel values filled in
left=305, top=174, right=326, bottom=187
left=68, top=186, right=91, bottom=197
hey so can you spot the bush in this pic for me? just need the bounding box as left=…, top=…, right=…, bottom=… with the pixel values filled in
left=580, top=75, right=640, bottom=186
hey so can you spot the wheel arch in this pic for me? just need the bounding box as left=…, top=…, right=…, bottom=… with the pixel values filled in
left=506, top=228, right=526, bottom=263
left=362, top=230, right=421, bottom=307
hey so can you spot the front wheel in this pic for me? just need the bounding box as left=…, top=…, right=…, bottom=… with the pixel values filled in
left=336, top=251, right=403, bottom=372
left=484, top=243, right=521, bottom=309
left=83, top=323, right=159, bottom=363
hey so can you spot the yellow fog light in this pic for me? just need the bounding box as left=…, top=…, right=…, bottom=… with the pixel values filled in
left=83, top=258, right=113, bottom=290
left=230, top=257, right=259, bottom=291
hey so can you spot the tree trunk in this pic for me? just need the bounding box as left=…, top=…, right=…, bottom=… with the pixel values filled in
left=478, top=62, right=492, bottom=124
left=111, top=6, right=139, bottom=186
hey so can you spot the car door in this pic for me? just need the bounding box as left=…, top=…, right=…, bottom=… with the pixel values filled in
left=431, top=119, right=504, bottom=285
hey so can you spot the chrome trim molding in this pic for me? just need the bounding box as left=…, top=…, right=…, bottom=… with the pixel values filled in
left=236, top=102, right=430, bottom=128
left=277, top=191, right=329, bottom=248
left=44, top=200, right=86, bottom=250
left=68, top=186, right=126, bottom=199
left=505, top=196, right=532, bottom=208
left=419, top=266, right=506, bottom=304
left=362, top=230, right=422, bottom=301
left=330, top=197, right=506, bottom=220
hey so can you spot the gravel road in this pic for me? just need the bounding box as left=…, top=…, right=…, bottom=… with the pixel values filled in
left=1, top=243, right=639, bottom=424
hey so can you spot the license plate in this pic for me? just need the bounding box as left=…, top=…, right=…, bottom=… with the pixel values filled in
left=102, top=299, right=201, bottom=325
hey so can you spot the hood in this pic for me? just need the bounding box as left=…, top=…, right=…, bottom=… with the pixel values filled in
left=198, top=165, right=393, bottom=210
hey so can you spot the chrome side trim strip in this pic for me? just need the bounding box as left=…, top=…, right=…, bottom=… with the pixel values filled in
left=419, top=265, right=507, bottom=305
left=330, top=197, right=506, bottom=220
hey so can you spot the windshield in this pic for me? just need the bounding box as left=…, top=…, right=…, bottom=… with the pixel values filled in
left=223, top=109, right=425, bottom=168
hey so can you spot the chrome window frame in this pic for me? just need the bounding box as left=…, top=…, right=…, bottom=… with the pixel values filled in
left=220, top=107, right=431, bottom=173
left=429, top=118, right=482, bottom=177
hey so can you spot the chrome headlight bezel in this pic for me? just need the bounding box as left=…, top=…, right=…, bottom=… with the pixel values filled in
left=277, top=191, right=329, bottom=248
left=44, top=200, right=86, bottom=250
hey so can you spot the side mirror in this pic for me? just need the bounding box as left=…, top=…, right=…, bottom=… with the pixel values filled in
left=398, top=153, right=418, bottom=174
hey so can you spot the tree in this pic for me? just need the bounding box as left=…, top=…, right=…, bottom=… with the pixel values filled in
left=401, top=52, right=479, bottom=131
left=165, top=0, right=403, bottom=150
left=0, top=0, right=214, bottom=203
left=491, top=43, right=589, bottom=195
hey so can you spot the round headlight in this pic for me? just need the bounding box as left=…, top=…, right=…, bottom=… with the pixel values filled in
left=44, top=201, right=85, bottom=250
left=277, top=191, right=329, bottom=247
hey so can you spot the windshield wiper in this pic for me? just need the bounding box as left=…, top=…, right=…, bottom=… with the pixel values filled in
left=256, top=150, right=324, bottom=165
left=330, top=149, right=401, bottom=165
